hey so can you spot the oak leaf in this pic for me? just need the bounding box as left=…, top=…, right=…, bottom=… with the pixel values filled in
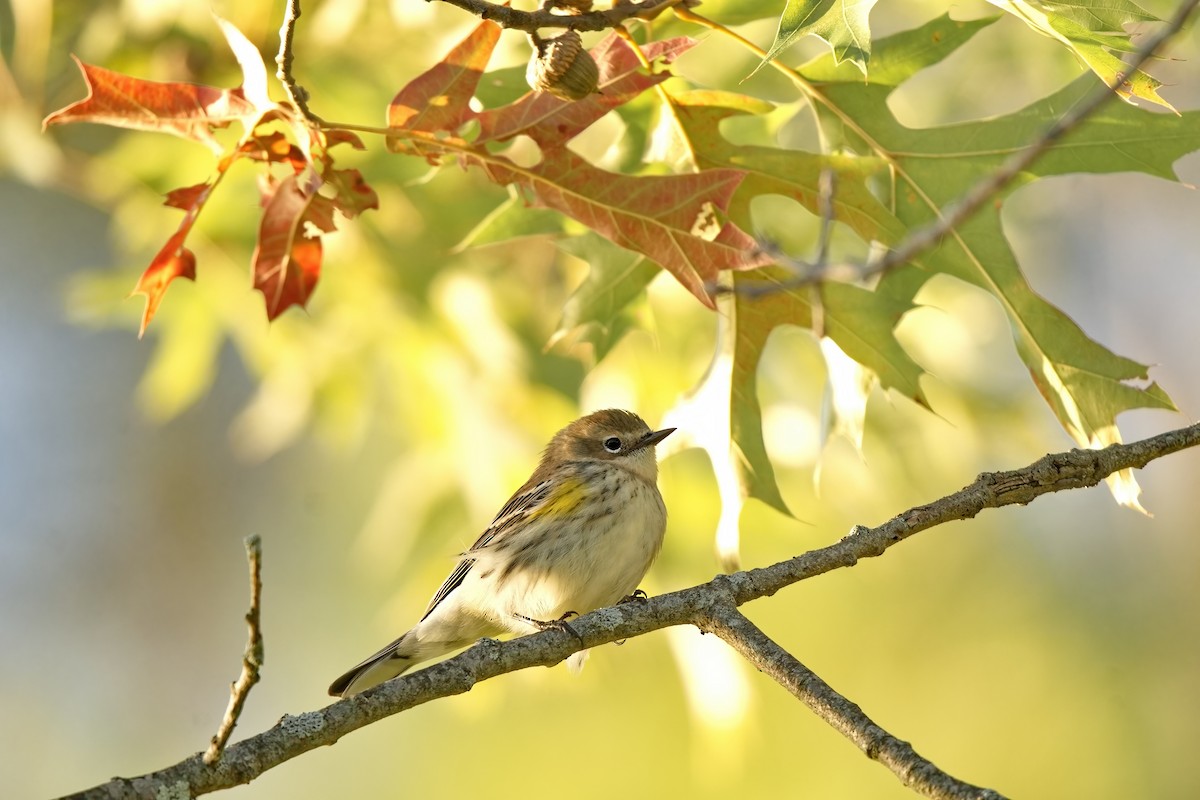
left=390, top=24, right=766, bottom=307
left=43, top=16, right=378, bottom=332
left=253, top=175, right=337, bottom=320
left=43, top=59, right=255, bottom=154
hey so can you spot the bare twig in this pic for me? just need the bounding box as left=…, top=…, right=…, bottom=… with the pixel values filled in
left=58, top=422, right=1200, bottom=800
left=275, top=0, right=320, bottom=122
left=433, top=0, right=692, bottom=32
left=202, top=535, right=265, bottom=765
left=715, top=0, right=1200, bottom=297
left=701, top=603, right=1008, bottom=800
left=810, top=168, right=836, bottom=334
left=813, top=167, right=836, bottom=269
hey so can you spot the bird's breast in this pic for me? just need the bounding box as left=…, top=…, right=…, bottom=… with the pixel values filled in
left=475, top=463, right=667, bottom=621
left=545, top=464, right=667, bottom=611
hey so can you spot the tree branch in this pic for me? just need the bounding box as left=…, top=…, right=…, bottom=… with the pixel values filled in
left=202, top=536, right=264, bottom=765
left=431, top=0, right=692, bottom=33
left=59, top=422, right=1200, bottom=799
left=275, top=0, right=320, bottom=122
left=700, top=603, right=1008, bottom=800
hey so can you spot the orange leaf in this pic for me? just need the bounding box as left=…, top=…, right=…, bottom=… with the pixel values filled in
left=132, top=238, right=197, bottom=339
left=470, top=149, right=764, bottom=306
left=323, top=129, right=367, bottom=150
left=388, top=20, right=500, bottom=136
left=325, top=168, right=379, bottom=218
left=43, top=57, right=255, bottom=151
left=252, top=175, right=327, bottom=320
left=239, top=131, right=308, bottom=172
left=130, top=182, right=212, bottom=337
left=164, top=183, right=211, bottom=211
left=305, top=195, right=340, bottom=234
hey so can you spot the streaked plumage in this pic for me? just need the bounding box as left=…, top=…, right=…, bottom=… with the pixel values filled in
left=329, top=409, right=673, bottom=697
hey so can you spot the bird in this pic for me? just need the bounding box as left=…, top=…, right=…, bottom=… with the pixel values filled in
left=328, top=409, right=674, bottom=697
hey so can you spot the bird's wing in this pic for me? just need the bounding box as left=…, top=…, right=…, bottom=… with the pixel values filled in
left=418, top=478, right=555, bottom=621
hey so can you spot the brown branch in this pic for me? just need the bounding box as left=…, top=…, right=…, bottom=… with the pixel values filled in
left=58, top=421, right=1200, bottom=799
left=718, top=0, right=1200, bottom=297
left=275, top=0, right=320, bottom=122
left=432, top=0, right=692, bottom=32
left=701, top=603, right=1008, bottom=800
left=203, top=535, right=265, bottom=765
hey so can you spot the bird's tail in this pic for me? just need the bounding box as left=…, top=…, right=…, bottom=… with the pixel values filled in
left=328, top=630, right=419, bottom=697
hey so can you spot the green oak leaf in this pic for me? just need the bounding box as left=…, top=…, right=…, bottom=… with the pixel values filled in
left=985, top=0, right=1171, bottom=110
left=753, top=0, right=881, bottom=77
left=455, top=190, right=567, bottom=251
left=673, top=91, right=929, bottom=402
left=549, top=233, right=658, bottom=362
left=730, top=269, right=925, bottom=516
left=671, top=88, right=931, bottom=515
left=799, top=13, right=1190, bottom=505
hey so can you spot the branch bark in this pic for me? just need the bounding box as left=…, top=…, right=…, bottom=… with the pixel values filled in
left=701, top=603, right=1008, bottom=800
left=431, top=0, right=691, bottom=33
left=59, top=422, right=1200, bottom=800
left=275, top=0, right=319, bottom=122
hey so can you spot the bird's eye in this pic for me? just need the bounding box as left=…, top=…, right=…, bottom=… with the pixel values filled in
left=603, top=437, right=622, bottom=453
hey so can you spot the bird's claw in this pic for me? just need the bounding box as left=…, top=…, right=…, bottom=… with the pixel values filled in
left=516, top=611, right=583, bottom=644
left=618, top=589, right=649, bottom=604
left=517, top=610, right=578, bottom=631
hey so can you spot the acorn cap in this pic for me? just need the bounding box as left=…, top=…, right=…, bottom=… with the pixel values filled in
left=526, top=30, right=600, bottom=101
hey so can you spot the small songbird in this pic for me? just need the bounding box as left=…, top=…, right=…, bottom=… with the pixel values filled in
left=328, top=409, right=674, bottom=697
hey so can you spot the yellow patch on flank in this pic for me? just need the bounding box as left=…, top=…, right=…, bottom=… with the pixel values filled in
left=533, top=476, right=587, bottom=520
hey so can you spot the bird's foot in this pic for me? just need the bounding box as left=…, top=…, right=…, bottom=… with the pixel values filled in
left=618, top=589, right=649, bottom=604
left=517, top=610, right=578, bottom=630
left=516, top=611, right=584, bottom=645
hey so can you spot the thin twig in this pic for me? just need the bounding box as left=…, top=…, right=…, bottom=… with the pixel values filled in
left=701, top=603, right=1008, bottom=800
left=58, top=422, right=1200, bottom=799
left=275, top=0, right=320, bottom=123
left=716, top=0, right=1200, bottom=297
left=433, top=0, right=693, bottom=32
left=202, top=535, right=265, bottom=765
left=811, top=167, right=836, bottom=335
left=814, top=167, right=836, bottom=268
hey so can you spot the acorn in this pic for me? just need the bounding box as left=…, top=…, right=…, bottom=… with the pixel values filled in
left=526, top=30, right=600, bottom=101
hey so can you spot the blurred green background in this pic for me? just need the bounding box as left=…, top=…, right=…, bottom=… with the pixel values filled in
left=3, top=0, right=1199, bottom=798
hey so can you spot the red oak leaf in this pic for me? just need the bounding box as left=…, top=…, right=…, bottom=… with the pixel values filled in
left=239, top=131, right=307, bottom=172
left=325, top=168, right=380, bottom=218
left=469, top=148, right=765, bottom=306
left=130, top=182, right=213, bottom=337
left=252, top=175, right=332, bottom=320
left=388, top=20, right=501, bottom=135
left=323, top=129, right=367, bottom=150
left=42, top=58, right=255, bottom=152
left=43, top=17, right=375, bottom=333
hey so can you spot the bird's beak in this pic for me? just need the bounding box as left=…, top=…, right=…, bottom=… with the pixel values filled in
left=632, top=427, right=675, bottom=452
